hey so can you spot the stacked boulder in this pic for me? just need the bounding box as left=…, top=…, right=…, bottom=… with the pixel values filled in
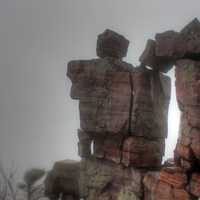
left=45, top=19, right=200, bottom=200
left=140, top=18, right=200, bottom=199
left=175, top=59, right=200, bottom=172
left=66, top=29, right=170, bottom=200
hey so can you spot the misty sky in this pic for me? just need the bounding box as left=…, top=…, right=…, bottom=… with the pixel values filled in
left=0, top=0, right=199, bottom=178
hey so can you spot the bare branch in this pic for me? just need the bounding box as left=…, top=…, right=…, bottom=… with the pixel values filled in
left=0, top=160, right=17, bottom=200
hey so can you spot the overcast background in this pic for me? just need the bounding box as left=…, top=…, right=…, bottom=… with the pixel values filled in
left=0, top=0, right=199, bottom=179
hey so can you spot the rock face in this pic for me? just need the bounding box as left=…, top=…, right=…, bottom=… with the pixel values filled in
left=68, top=59, right=170, bottom=139
left=67, top=59, right=170, bottom=169
left=174, top=59, right=200, bottom=172
left=45, top=19, right=200, bottom=200
left=122, top=137, right=164, bottom=168
left=139, top=39, right=174, bottom=72
left=80, top=157, right=145, bottom=200
left=143, top=170, right=192, bottom=200
left=67, top=58, right=134, bottom=134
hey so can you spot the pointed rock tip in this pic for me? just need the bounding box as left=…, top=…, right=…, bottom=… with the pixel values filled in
left=192, top=17, right=200, bottom=23
left=181, top=18, right=200, bottom=34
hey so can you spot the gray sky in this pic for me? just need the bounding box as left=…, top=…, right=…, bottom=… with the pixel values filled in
left=0, top=0, right=199, bottom=178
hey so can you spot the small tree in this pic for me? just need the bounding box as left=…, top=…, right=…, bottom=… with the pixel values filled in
left=18, top=168, right=46, bottom=200
left=0, top=161, right=17, bottom=200
left=0, top=175, right=8, bottom=200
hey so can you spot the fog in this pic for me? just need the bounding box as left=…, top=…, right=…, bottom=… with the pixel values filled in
left=0, top=0, right=199, bottom=178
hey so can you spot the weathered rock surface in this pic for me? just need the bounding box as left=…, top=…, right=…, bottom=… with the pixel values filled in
left=96, top=29, right=129, bottom=59
left=67, top=58, right=133, bottom=134
left=140, top=18, right=200, bottom=72
left=80, top=157, right=145, bottom=200
left=122, top=136, right=164, bottom=168
left=180, top=18, right=200, bottom=57
left=189, top=173, right=200, bottom=197
left=174, top=59, right=200, bottom=172
left=67, top=55, right=170, bottom=169
left=68, top=60, right=170, bottom=139
left=143, top=169, right=193, bottom=200
left=175, top=59, right=200, bottom=107
left=46, top=20, right=200, bottom=200
left=159, top=167, right=187, bottom=188
left=68, top=60, right=171, bottom=170
left=130, top=69, right=171, bottom=139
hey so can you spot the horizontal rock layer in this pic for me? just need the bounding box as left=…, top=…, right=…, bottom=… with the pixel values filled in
left=67, top=58, right=171, bottom=139
left=174, top=59, right=200, bottom=172
left=80, top=157, right=145, bottom=200
left=143, top=166, right=196, bottom=200
left=68, top=57, right=171, bottom=168
left=46, top=19, right=200, bottom=200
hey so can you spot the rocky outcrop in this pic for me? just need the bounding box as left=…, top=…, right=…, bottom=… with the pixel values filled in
left=80, top=157, right=145, bottom=200
left=143, top=169, right=192, bottom=200
left=140, top=18, right=200, bottom=72
left=141, top=18, right=200, bottom=200
left=174, top=59, right=200, bottom=172
left=45, top=19, right=200, bottom=200
left=67, top=59, right=170, bottom=170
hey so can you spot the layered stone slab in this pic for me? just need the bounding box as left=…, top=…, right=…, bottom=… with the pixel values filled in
left=80, top=157, right=145, bottom=200
left=68, top=55, right=171, bottom=170
left=46, top=20, right=200, bottom=200
left=122, top=136, right=164, bottom=168
left=140, top=18, right=200, bottom=73
left=143, top=168, right=193, bottom=200
left=189, top=173, right=200, bottom=197
left=130, top=69, right=171, bottom=139
left=67, top=58, right=133, bottom=134
left=174, top=59, right=200, bottom=172
left=68, top=60, right=171, bottom=139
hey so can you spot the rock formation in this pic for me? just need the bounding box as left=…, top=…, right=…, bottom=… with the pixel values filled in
left=45, top=19, right=200, bottom=200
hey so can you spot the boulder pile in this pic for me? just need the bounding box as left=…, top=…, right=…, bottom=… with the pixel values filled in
left=45, top=19, right=200, bottom=200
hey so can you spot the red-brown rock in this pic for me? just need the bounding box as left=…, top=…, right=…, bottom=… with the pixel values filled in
left=154, top=181, right=174, bottom=200
left=159, top=167, right=187, bottom=188
left=68, top=59, right=133, bottom=134
left=122, top=137, right=163, bottom=167
left=155, top=30, right=182, bottom=58
left=180, top=18, right=200, bottom=56
left=131, top=69, right=171, bottom=139
left=175, top=59, right=200, bottom=107
left=143, top=172, right=159, bottom=192
left=96, top=29, right=129, bottom=59
left=143, top=171, right=193, bottom=200
left=139, top=39, right=174, bottom=72
left=68, top=60, right=171, bottom=140
left=93, top=138, right=105, bottom=159
left=187, top=107, right=200, bottom=129
left=103, top=136, right=123, bottom=164
left=140, top=19, right=200, bottom=74
left=189, top=173, right=200, bottom=197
